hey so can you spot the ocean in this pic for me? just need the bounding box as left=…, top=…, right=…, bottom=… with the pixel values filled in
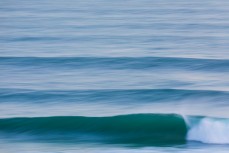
left=0, top=0, right=229, bottom=152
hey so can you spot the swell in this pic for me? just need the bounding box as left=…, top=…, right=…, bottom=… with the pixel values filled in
left=0, top=88, right=228, bottom=104
left=0, top=57, right=228, bottom=72
left=0, top=114, right=187, bottom=145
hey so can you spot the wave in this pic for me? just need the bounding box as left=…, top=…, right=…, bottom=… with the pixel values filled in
left=0, top=114, right=186, bottom=145
left=0, top=114, right=228, bottom=145
left=0, top=57, right=228, bottom=72
left=1, top=88, right=228, bottom=104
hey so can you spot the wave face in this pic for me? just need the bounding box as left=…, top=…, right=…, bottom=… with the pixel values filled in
left=0, top=114, right=187, bottom=145
left=1, top=113, right=229, bottom=145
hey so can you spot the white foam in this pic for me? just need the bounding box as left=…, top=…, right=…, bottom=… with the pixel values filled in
left=187, top=117, right=229, bottom=144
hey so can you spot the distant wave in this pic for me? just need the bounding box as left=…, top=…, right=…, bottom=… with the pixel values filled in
left=0, top=57, right=228, bottom=72
left=0, top=88, right=228, bottom=104
left=0, top=114, right=228, bottom=145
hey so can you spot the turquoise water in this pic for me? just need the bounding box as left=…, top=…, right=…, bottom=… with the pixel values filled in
left=0, top=0, right=229, bottom=152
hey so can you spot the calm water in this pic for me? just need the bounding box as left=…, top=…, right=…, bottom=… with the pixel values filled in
left=0, top=0, right=229, bottom=153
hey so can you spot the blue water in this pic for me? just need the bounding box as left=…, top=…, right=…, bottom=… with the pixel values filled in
left=0, top=0, right=229, bottom=152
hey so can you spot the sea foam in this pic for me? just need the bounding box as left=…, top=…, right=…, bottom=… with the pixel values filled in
left=187, top=117, right=229, bottom=144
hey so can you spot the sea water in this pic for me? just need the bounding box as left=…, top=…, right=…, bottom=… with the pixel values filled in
left=0, top=0, right=229, bottom=152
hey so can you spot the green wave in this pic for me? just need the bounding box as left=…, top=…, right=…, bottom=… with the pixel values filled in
left=0, top=114, right=187, bottom=145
